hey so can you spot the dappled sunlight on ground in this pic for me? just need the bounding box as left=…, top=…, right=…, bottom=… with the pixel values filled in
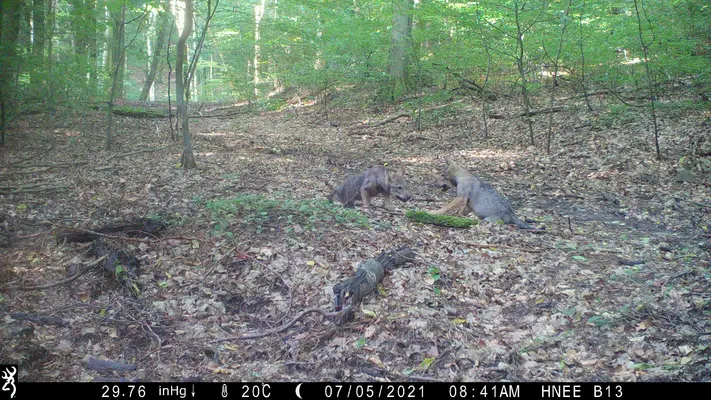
left=0, top=100, right=709, bottom=382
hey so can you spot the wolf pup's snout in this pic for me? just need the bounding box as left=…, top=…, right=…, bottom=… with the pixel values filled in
left=395, top=189, right=412, bottom=202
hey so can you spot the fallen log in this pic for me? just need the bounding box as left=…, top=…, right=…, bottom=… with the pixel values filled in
left=211, top=246, right=417, bottom=342
left=333, top=246, right=416, bottom=324
left=56, top=218, right=166, bottom=244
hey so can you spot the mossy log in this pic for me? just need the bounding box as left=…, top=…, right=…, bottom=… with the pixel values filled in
left=405, top=210, right=477, bottom=228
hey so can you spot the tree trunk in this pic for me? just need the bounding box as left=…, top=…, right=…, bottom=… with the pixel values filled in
left=578, top=0, right=592, bottom=112
left=176, top=0, right=196, bottom=168
left=546, top=0, right=572, bottom=154
left=110, top=8, right=125, bottom=100
left=253, top=0, right=266, bottom=97
left=633, top=0, right=661, bottom=161
left=45, top=0, right=55, bottom=107
left=105, top=4, right=126, bottom=151
left=86, top=0, right=98, bottom=98
left=514, top=0, right=534, bottom=146
left=140, top=5, right=169, bottom=102
left=31, top=0, right=45, bottom=88
left=388, top=0, right=412, bottom=100
left=0, top=0, right=22, bottom=146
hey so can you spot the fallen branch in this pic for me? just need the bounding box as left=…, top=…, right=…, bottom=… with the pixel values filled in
left=56, top=218, right=167, bottom=244
left=458, top=240, right=545, bottom=253
left=348, top=113, right=411, bottom=133
left=519, top=106, right=564, bottom=117
left=0, top=168, right=52, bottom=177
left=106, top=144, right=173, bottom=161
left=557, top=90, right=611, bottom=102
left=3, top=146, right=55, bottom=167
left=211, top=308, right=339, bottom=342
left=84, top=357, right=137, bottom=372
left=9, top=312, right=69, bottom=327
left=333, top=246, right=416, bottom=324
left=211, top=247, right=417, bottom=342
left=18, top=255, right=108, bottom=291
left=0, top=185, right=67, bottom=194
left=489, top=107, right=565, bottom=120
left=6, top=162, right=88, bottom=169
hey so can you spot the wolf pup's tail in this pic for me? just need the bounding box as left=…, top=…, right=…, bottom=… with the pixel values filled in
left=512, top=217, right=534, bottom=230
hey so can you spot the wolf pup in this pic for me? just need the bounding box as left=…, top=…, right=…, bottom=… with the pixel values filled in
left=328, top=166, right=412, bottom=210
left=433, top=158, right=533, bottom=229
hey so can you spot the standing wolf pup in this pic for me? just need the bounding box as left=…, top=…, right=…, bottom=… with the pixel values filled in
left=433, top=157, right=534, bottom=229
left=328, top=166, right=412, bottom=210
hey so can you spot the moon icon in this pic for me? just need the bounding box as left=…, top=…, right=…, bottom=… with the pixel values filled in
left=295, top=383, right=303, bottom=399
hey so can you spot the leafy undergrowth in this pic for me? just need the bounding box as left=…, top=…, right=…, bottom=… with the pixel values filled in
left=0, top=98, right=709, bottom=382
left=202, top=194, right=370, bottom=236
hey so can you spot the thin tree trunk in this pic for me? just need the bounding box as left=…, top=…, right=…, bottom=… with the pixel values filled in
left=105, top=4, right=126, bottom=151
left=110, top=8, right=125, bottom=100
left=578, top=0, right=592, bottom=112
left=0, top=0, right=22, bottom=146
left=46, top=0, right=55, bottom=108
left=87, top=0, right=98, bottom=98
left=31, top=0, right=45, bottom=87
left=514, top=1, right=534, bottom=146
left=140, top=6, right=168, bottom=102
left=176, top=0, right=196, bottom=168
left=253, top=0, right=265, bottom=97
left=633, top=0, right=661, bottom=161
left=546, top=0, right=572, bottom=154
left=389, top=0, right=412, bottom=101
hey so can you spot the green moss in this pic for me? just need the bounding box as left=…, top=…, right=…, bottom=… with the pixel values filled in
left=405, top=210, right=477, bottom=228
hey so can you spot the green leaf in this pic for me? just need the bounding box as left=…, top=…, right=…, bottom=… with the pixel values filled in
left=420, top=357, right=435, bottom=369
left=355, top=337, right=367, bottom=348
left=587, top=316, right=610, bottom=327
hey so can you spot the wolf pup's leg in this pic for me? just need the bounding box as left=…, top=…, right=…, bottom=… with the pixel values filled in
left=456, top=203, right=471, bottom=216
left=382, top=194, right=395, bottom=211
left=432, top=196, right=467, bottom=215
left=360, top=187, right=373, bottom=210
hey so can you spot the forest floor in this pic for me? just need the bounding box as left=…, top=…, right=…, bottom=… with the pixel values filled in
left=1, top=95, right=710, bottom=382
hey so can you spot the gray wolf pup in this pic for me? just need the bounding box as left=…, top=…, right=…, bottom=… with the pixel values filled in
left=433, top=158, right=533, bottom=229
left=328, top=166, right=412, bottom=210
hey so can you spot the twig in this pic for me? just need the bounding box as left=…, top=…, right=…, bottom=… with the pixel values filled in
left=211, top=307, right=339, bottom=342
left=458, top=240, right=545, bottom=253
left=16, top=230, right=51, bottom=239
left=0, top=186, right=68, bottom=194
left=3, top=145, right=55, bottom=167
left=17, top=255, right=108, bottom=291
left=0, top=168, right=51, bottom=177
left=106, top=144, right=173, bottom=161
left=348, top=113, right=411, bottom=133
left=247, top=254, right=293, bottom=323
left=6, top=162, right=88, bottom=169
left=201, top=246, right=240, bottom=285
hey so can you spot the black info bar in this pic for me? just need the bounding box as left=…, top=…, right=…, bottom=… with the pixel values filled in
left=11, top=382, right=709, bottom=400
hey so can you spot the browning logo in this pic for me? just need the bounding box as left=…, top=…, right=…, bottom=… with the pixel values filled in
left=0, top=365, right=16, bottom=399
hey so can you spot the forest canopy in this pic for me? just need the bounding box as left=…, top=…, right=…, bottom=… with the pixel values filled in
left=0, top=0, right=708, bottom=108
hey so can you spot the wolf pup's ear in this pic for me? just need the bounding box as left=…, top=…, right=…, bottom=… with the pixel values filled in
left=444, top=157, right=454, bottom=166
left=396, top=165, right=405, bottom=176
